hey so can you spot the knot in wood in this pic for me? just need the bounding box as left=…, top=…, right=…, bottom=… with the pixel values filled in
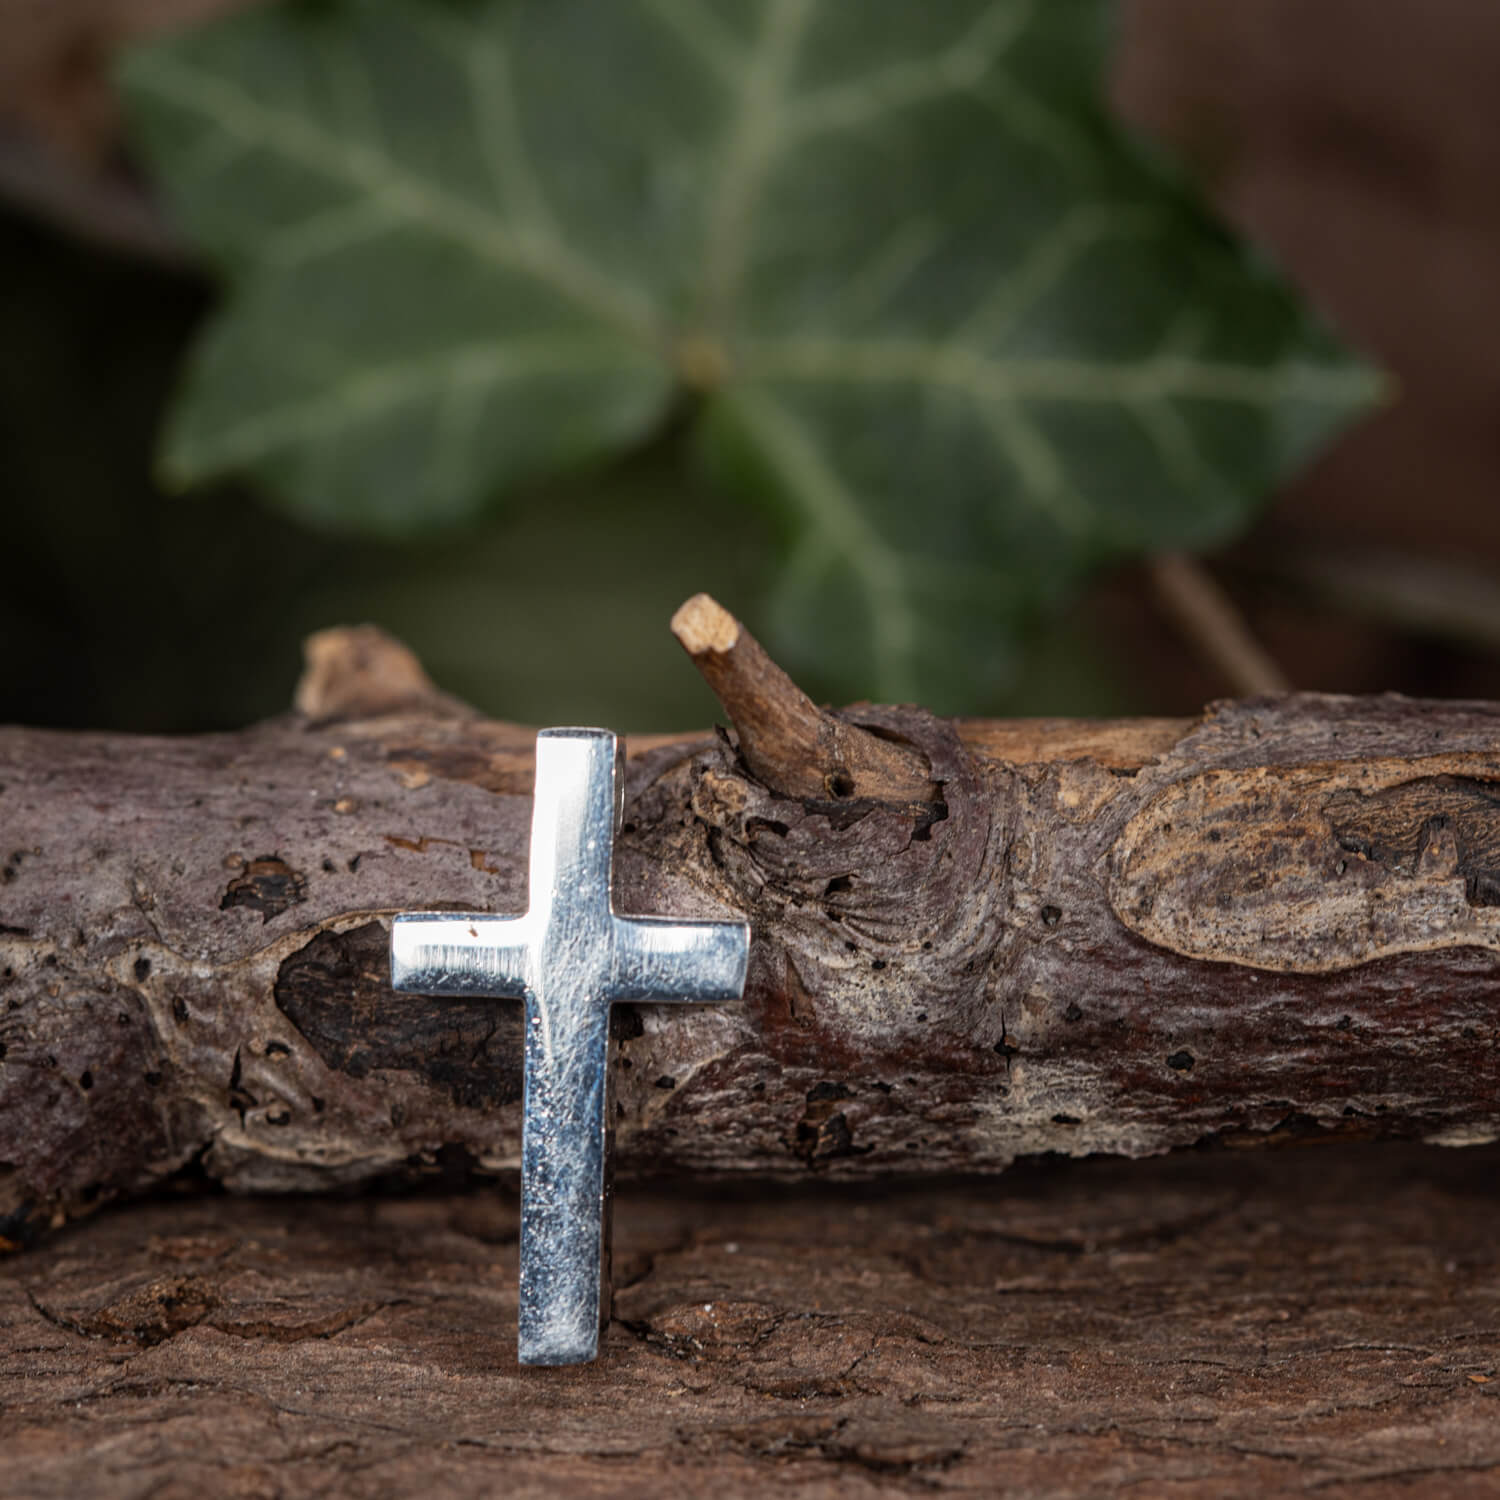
left=688, top=711, right=1011, bottom=1064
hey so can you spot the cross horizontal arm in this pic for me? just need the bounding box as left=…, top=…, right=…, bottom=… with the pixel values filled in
left=607, top=915, right=750, bottom=1005
left=390, top=913, right=530, bottom=998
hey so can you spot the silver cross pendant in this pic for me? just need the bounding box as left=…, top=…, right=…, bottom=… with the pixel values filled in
left=389, top=728, right=750, bottom=1365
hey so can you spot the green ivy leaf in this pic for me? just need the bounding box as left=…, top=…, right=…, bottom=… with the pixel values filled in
left=121, top=0, right=1379, bottom=704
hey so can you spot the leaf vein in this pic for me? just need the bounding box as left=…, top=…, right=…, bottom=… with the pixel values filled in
left=179, top=342, right=653, bottom=471
left=641, top=0, right=746, bottom=85
left=974, top=398, right=1092, bottom=537
left=947, top=203, right=1158, bottom=349
left=699, top=0, right=813, bottom=329
left=417, top=6, right=561, bottom=239
left=259, top=195, right=403, bottom=269
left=127, top=48, right=656, bottom=343
left=782, top=0, right=1033, bottom=140
left=745, top=335, right=1380, bottom=406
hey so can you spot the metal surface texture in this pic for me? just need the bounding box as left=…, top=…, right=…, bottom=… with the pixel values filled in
left=390, top=728, right=750, bottom=1365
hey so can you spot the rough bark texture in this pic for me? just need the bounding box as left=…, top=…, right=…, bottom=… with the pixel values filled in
left=5, top=614, right=1500, bottom=1248
left=6, top=1143, right=1500, bottom=1498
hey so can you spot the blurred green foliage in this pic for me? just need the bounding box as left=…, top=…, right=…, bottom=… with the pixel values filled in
left=0, top=211, right=762, bottom=733
left=0, top=204, right=1128, bottom=735
left=116, top=0, right=1376, bottom=713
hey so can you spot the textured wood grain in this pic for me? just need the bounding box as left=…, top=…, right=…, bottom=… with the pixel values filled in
left=5, top=1143, right=1500, bottom=1498
left=0, top=698, right=1498, bottom=1236
left=5, top=618, right=1500, bottom=1246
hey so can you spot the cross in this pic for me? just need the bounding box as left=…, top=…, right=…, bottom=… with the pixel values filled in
left=389, top=728, right=749, bottom=1365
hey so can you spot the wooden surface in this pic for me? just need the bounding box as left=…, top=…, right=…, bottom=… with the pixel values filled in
left=5, top=1141, right=1500, bottom=1498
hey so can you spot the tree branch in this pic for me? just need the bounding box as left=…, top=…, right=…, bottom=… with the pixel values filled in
left=1149, top=550, right=1291, bottom=695
left=670, top=593, right=936, bottom=802
left=4, top=596, right=1500, bottom=1246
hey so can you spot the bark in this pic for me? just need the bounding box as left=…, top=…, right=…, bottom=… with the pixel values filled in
left=6, top=1143, right=1500, bottom=1498
left=4, top=599, right=1500, bottom=1244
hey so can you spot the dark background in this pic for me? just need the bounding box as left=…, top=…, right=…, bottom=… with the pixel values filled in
left=4, top=0, right=1499, bottom=733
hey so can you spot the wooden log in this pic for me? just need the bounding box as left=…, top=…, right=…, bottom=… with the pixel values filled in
left=4, top=596, right=1500, bottom=1244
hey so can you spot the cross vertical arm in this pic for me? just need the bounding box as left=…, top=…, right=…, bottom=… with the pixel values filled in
left=527, top=727, right=624, bottom=926
left=517, top=986, right=614, bottom=1365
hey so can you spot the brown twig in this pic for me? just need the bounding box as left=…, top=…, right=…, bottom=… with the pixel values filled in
left=669, top=593, right=938, bottom=803
left=1149, top=552, right=1291, bottom=696
left=1248, top=542, right=1500, bottom=656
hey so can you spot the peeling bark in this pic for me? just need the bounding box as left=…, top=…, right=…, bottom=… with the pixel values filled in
left=4, top=606, right=1500, bottom=1244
